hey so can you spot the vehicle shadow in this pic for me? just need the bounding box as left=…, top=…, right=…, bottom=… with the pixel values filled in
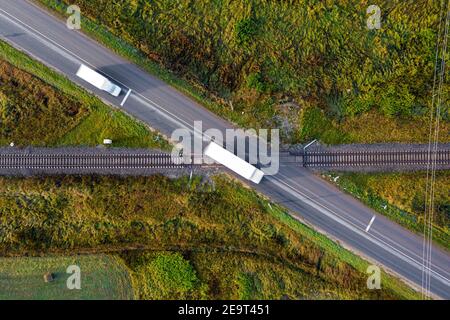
left=96, top=63, right=164, bottom=96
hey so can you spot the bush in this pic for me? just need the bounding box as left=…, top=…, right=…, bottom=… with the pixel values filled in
left=246, top=72, right=265, bottom=93
left=379, top=85, right=416, bottom=117
left=235, top=16, right=260, bottom=46
left=131, top=252, right=202, bottom=299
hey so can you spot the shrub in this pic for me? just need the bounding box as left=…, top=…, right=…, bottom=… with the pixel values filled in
left=235, top=16, right=260, bottom=47
left=133, top=252, right=201, bottom=299
left=246, top=72, right=265, bottom=93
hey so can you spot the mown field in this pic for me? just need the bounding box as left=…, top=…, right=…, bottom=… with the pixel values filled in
left=0, top=175, right=420, bottom=299
left=0, top=40, right=169, bottom=149
left=0, top=255, right=134, bottom=300
left=325, top=171, right=450, bottom=250
left=37, top=0, right=449, bottom=144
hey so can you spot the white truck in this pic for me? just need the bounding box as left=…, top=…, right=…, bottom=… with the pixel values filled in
left=204, top=142, right=265, bottom=184
left=76, top=64, right=121, bottom=97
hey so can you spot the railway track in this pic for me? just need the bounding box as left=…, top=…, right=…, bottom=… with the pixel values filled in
left=0, top=153, right=188, bottom=169
left=303, top=150, right=450, bottom=167
left=1, top=149, right=449, bottom=171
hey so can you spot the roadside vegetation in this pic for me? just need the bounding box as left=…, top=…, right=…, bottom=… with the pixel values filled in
left=324, top=171, right=450, bottom=250
left=0, top=40, right=169, bottom=149
left=0, top=254, right=134, bottom=299
left=0, top=175, right=420, bottom=299
left=37, top=0, right=449, bottom=144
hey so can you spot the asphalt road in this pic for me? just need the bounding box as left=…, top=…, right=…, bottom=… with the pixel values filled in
left=1, top=0, right=449, bottom=298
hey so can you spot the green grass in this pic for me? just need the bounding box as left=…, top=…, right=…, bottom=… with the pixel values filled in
left=235, top=272, right=258, bottom=300
left=124, top=250, right=358, bottom=300
left=0, top=175, right=421, bottom=299
left=126, top=251, right=207, bottom=300
left=299, top=106, right=350, bottom=144
left=299, top=106, right=450, bottom=145
left=0, top=40, right=170, bottom=149
left=57, top=106, right=167, bottom=147
left=323, top=172, right=450, bottom=250
left=0, top=254, right=134, bottom=300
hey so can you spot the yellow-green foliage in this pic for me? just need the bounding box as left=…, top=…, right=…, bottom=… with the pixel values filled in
left=0, top=175, right=418, bottom=299
left=189, top=251, right=362, bottom=300
left=0, top=60, right=87, bottom=145
left=126, top=251, right=207, bottom=300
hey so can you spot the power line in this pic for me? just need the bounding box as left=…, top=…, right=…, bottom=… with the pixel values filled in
left=422, top=0, right=449, bottom=299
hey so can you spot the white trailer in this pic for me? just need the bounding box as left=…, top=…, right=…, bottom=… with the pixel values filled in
left=76, top=64, right=121, bottom=97
left=204, top=142, right=264, bottom=184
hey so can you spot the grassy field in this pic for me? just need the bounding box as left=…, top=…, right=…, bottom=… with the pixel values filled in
left=123, top=250, right=384, bottom=300
left=0, top=175, right=420, bottom=299
left=299, top=107, right=450, bottom=145
left=36, top=0, right=449, bottom=144
left=0, top=254, right=134, bottom=300
left=324, top=171, right=450, bottom=250
left=0, top=40, right=169, bottom=149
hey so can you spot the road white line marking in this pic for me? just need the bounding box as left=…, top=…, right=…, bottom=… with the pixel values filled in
left=365, top=215, right=376, bottom=232
left=120, top=88, right=132, bottom=106
left=273, top=173, right=450, bottom=285
left=0, top=8, right=79, bottom=64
